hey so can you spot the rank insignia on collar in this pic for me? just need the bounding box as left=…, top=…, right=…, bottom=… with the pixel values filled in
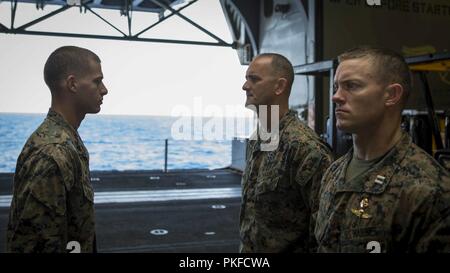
left=374, top=175, right=386, bottom=185
left=351, top=197, right=372, bottom=219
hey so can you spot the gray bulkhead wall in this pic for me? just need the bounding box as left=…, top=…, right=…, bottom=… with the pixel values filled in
left=258, top=0, right=313, bottom=122
left=252, top=0, right=324, bottom=134
left=320, top=0, right=450, bottom=129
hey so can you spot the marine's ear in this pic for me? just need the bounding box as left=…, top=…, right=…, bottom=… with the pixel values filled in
left=384, top=83, right=404, bottom=107
left=66, top=75, right=77, bottom=94
left=274, top=77, right=288, bottom=96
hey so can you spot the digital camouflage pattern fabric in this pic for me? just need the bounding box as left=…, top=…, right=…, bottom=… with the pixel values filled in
left=240, top=110, right=333, bottom=252
left=315, top=131, right=450, bottom=253
left=6, top=109, right=95, bottom=253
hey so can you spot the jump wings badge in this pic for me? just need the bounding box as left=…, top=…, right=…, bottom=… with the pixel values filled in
left=351, top=197, right=372, bottom=219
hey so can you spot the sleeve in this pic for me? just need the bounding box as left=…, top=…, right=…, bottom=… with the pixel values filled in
left=414, top=188, right=450, bottom=253
left=8, top=157, right=68, bottom=253
left=291, top=145, right=333, bottom=252
left=292, top=146, right=333, bottom=212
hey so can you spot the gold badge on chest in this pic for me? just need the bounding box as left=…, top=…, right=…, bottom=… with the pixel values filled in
left=351, top=197, right=372, bottom=219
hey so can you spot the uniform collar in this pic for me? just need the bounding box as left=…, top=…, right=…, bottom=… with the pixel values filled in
left=47, top=109, right=78, bottom=135
left=46, top=109, right=87, bottom=156
left=335, top=131, right=412, bottom=194
left=279, top=109, right=297, bottom=133
left=249, top=109, right=298, bottom=152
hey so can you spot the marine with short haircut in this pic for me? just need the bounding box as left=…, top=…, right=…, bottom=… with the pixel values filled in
left=315, top=46, right=450, bottom=253
left=6, top=46, right=108, bottom=253
left=240, top=53, right=333, bottom=252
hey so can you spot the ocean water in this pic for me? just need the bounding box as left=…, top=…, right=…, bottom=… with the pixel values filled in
left=0, top=113, right=254, bottom=173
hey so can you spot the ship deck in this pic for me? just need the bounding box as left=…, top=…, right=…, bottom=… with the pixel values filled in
left=0, top=168, right=242, bottom=253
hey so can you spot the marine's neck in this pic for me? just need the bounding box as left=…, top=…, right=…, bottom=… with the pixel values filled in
left=50, top=102, right=84, bottom=130
left=257, top=104, right=289, bottom=132
left=352, top=119, right=402, bottom=161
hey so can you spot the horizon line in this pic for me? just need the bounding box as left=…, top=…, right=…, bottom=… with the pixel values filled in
left=0, top=111, right=254, bottom=118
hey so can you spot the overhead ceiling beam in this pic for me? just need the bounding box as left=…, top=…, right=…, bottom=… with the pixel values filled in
left=134, top=0, right=197, bottom=37
left=150, top=0, right=227, bottom=44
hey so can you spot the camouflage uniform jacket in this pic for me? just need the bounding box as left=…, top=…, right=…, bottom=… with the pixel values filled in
left=240, top=110, right=333, bottom=252
left=6, top=109, right=95, bottom=253
left=315, top=131, right=450, bottom=253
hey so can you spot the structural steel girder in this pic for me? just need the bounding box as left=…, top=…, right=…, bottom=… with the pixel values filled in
left=0, top=0, right=234, bottom=47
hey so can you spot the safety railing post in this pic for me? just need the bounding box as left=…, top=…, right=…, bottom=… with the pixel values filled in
left=164, top=139, right=168, bottom=173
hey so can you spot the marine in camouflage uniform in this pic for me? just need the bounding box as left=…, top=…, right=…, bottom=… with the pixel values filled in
left=314, top=46, right=450, bottom=253
left=315, top=131, right=450, bottom=252
left=240, top=109, right=333, bottom=252
left=6, top=46, right=106, bottom=253
left=6, top=109, right=96, bottom=253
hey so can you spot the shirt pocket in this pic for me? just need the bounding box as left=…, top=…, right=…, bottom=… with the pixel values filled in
left=252, top=174, right=285, bottom=227
left=340, top=227, right=390, bottom=253
left=254, top=166, right=293, bottom=220
left=255, top=176, right=282, bottom=195
left=256, top=150, right=287, bottom=187
left=255, top=161, right=287, bottom=196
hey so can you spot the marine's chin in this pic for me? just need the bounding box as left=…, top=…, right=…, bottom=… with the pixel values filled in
left=245, top=103, right=258, bottom=113
left=88, top=106, right=101, bottom=114
left=336, top=119, right=349, bottom=132
left=336, top=120, right=359, bottom=135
